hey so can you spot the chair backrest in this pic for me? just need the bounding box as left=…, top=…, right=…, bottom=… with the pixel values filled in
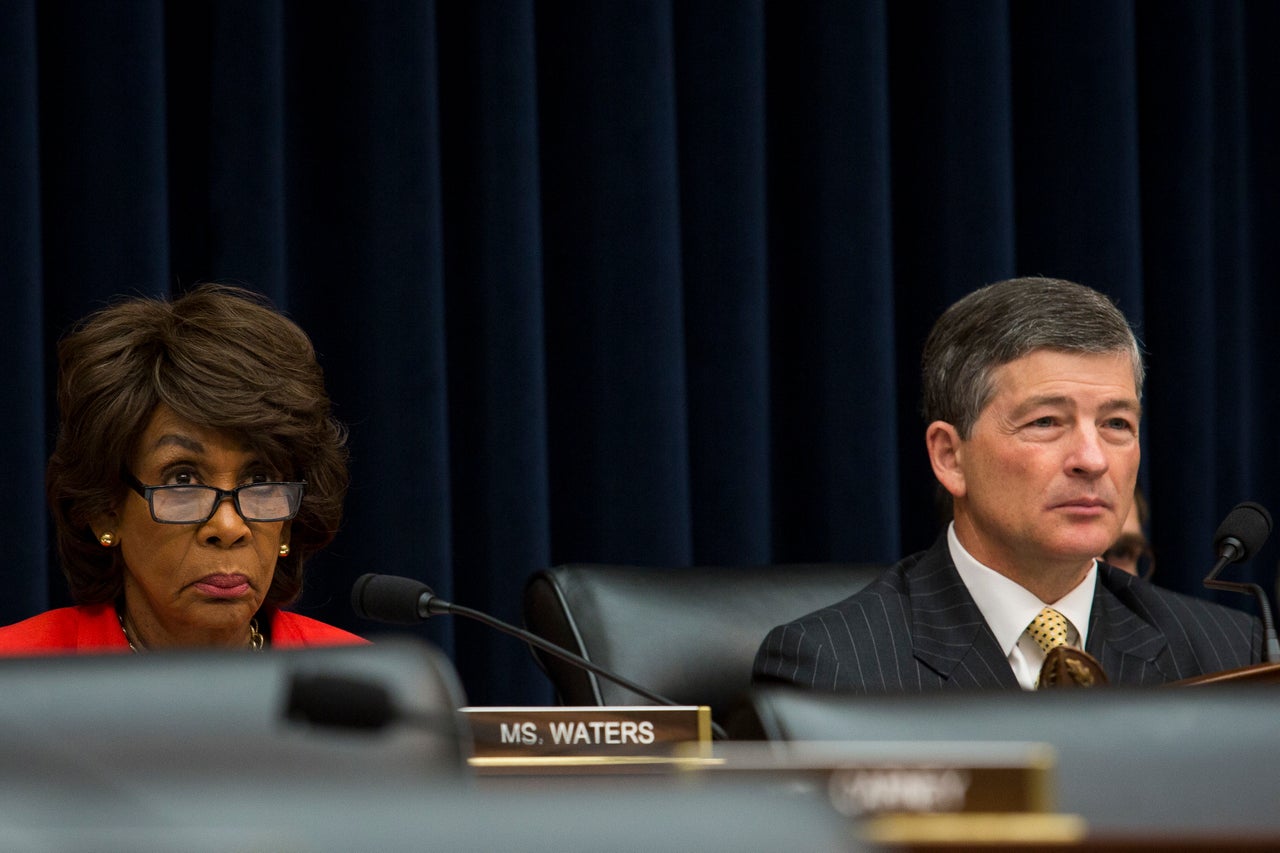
left=522, top=562, right=884, bottom=724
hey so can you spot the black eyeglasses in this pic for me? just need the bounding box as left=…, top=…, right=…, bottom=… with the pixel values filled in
left=122, top=472, right=306, bottom=525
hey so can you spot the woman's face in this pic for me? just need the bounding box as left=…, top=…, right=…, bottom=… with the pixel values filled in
left=101, top=404, right=289, bottom=648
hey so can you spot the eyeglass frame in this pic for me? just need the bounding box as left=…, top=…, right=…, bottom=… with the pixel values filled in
left=121, top=472, right=307, bottom=525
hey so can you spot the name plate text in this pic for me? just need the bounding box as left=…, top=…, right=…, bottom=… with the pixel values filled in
left=461, top=705, right=711, bottom=762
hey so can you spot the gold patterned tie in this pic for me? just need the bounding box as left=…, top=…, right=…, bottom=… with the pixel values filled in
left=1026, top=607, right=1071, bottom=655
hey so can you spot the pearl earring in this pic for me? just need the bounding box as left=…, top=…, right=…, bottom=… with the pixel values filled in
left=99, top=532, right=116, bottom=547
left=279, top=543, right=290, bottom=557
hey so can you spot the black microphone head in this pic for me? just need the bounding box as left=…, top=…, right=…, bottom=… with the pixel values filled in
left=351, top=573, right=434, bottom=623
left=1213, top=501, right=1273, bottom=562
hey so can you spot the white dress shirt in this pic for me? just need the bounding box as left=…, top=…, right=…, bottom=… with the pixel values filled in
left=946, top=522, right=1097, bottom=690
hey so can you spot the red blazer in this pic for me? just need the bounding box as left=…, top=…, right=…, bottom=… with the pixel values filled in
left=0, top=603, right=367, bottom=654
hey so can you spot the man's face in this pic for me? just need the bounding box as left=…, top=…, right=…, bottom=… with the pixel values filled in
left=942, top=349, right=1141, bottom=581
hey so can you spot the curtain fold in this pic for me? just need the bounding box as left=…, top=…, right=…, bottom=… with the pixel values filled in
left=766, top=2, right=900, bottom=562
left=538, top=1, right=694, bottom=567
left=438, top=0, right=551, bottom=703
left=3, top=0, right=1278, bottom=704
left=0, top=0, right=48, bottom=616
left=37, top=1, right=171, bottom=322
left=280, top=1, right=457, bottom=658
left=887, top=0, right=1017, bottom=552
left=167, top=0, right=288, bottom=297
left=675, top=0, right=772, bottom=565
left=1137, top=2, right=1225, bottom=605
left=1010, top=1, right=1144, bottom=294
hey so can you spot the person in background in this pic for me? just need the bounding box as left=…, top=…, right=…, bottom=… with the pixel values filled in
left=1102, top=487, right=1154, bottom=579
left=0, top=284, right=365, bottom=653
left=754, top=277, right=1259, bottom=692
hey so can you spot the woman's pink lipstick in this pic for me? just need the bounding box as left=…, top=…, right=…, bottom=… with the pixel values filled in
left=194, top=573, right=251, bottom=599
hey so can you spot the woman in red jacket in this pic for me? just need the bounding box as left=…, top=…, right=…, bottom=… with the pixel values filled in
left=0, top=284, right=365, bottom=653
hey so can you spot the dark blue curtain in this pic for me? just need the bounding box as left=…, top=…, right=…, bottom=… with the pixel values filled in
left=3, top=0, right=1278, bottom=706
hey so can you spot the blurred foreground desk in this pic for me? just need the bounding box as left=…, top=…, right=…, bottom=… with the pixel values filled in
left=0, top=646, right=855, bottom=852
left=465, top=686, right=1280, bottom=851
left=739, top=684, right=1280, bottom=836
left=5, top=643, right=1280, bottom=851
left=741, top=685, right=1280, bottom=850
left=468, top=737, right=1280, bottom=851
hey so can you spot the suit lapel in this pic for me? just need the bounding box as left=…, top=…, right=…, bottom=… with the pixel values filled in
left=908, top=538, right=1019, bottom=689
left=1086, top=570, right=1171, bottom=685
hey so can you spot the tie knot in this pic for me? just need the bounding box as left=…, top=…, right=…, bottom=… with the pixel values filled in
left=1027, top=607, right=1071, bottom=654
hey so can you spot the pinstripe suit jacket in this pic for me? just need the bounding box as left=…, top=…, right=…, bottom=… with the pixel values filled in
left=753, top=537, right=1262, bottom=691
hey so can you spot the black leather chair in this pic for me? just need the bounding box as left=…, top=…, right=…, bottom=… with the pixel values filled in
left=522, top=562, right=884, bottom=727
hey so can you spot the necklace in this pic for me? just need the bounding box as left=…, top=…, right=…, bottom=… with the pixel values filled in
left=117, top=609, right=265, bottom=652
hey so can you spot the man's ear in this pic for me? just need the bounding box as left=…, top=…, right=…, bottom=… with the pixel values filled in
left=926, top=421, right=966, bottom=498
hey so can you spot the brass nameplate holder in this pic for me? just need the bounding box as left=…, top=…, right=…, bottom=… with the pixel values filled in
left=684, top=741, right=1056, bottom=817
left=462, top=706, right=711, bottom=771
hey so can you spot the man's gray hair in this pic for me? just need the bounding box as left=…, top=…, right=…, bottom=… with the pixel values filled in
left=921, top=277, right=1143, bottom=437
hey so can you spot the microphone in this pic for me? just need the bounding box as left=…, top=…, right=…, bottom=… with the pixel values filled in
left=351, top=573, right=445, bottom=623
left=1203, top=502, right=1280, bottom=663
left=351, top=573, right=729, bottom=739
left=1212, top=502, right=1272, bottom=564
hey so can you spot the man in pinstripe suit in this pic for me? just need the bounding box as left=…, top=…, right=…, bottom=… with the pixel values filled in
left=754, top=278, right=1261, bottom=692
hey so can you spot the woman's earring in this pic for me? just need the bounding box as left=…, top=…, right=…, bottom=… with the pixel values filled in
left=279, top=543, right=290, bottom=557
left=99, top=532, right=116, bottom=547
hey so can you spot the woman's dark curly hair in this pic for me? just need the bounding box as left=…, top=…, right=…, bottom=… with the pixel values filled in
left=46, top=284, right=349, bottom=610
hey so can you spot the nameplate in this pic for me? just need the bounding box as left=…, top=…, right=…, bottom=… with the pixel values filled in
left=461, top=706, right=711, bottom=765
left=688, top=741, right=1056, bottom=816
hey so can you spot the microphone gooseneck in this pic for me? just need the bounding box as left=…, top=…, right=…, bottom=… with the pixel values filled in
left=350, top=573, right=729, bottom=740
left=1203, top=502, right=1280, bottom=663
